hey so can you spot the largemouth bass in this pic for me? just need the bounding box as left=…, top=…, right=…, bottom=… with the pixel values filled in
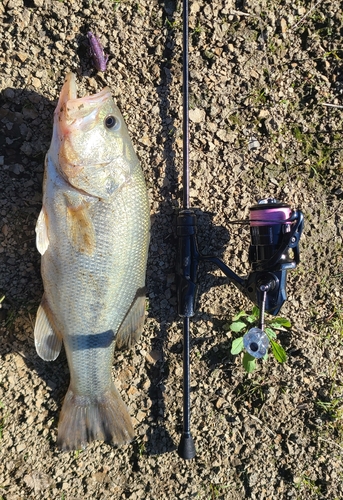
left=34, top=73, right=150, bottom=451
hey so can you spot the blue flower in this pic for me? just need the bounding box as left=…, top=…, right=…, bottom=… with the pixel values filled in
left=243, top=328, right=269, bottom=359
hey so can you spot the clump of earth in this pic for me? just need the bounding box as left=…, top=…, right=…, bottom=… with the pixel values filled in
left=0, top=0, right=342, bottom=499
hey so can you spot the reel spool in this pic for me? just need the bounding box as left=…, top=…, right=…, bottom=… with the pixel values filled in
left=244, top=198, right=304, bottom=318
left=249, top=198, right=302, bottom=273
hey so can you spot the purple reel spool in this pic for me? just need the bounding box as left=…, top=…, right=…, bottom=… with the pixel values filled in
left=249, top=198, right=293, bottom=269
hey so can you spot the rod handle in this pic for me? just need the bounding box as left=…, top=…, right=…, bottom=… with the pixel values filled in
left=176, top=210, right=199, bottom=317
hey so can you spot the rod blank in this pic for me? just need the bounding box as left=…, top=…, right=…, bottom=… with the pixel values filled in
left=177, top=317, right=196, bottom=459
left=182, top=0, right=189, bottom=210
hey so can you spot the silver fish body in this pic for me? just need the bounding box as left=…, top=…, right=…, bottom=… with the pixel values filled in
left=34, top=73, right=150, bottom=450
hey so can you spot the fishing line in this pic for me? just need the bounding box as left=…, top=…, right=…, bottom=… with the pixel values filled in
left=257, top=14, right=297, bottom=208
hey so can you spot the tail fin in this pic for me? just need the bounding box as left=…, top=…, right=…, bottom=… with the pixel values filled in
left=56, top=384, right=135, bottom=451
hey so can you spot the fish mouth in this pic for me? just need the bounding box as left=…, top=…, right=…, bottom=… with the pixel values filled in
left=57, top=72, right=78, bottom=104
left=53, top=73, right=116, bottom=197
left=55, top=73, right=112, bottom=131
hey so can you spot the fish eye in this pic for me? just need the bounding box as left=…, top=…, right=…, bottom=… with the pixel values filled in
left=104, top=115, right=117, bottom=129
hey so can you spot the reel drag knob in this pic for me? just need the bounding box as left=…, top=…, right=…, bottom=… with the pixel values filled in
left=243, top=327, right=269, bottom=358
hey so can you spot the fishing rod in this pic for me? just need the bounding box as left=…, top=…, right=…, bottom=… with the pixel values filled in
left=176, top=1, right=304, bottom=460
left=176, top=0, right=196, bottom=460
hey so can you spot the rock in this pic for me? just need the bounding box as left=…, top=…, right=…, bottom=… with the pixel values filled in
left=31, top=77, right=41, bottom=88
left=280, top=18, right=288, bottom=34
left=248, top=136, right=260, bottom=150
left=17, top=52, right=29, bottom=62
left=189, top=108, right=205, bottom=123
left=145, top=350, right=162, bottom=364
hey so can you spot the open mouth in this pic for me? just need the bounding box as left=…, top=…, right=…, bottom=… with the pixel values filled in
left=56, top=73, right=112, bottom=126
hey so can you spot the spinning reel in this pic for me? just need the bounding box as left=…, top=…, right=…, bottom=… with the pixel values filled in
left=177, top=198, right=304, bottom=319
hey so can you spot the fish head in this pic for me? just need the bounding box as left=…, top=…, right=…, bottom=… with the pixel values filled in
left=50, top=73, right=137, bottom=200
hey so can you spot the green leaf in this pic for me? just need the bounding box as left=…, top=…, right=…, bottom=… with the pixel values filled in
left=231, top=337, right=244, bottom=355
left=270, top=339, right=287, bottom=363
left=230, top=321, right=246, bottom=333
left=265, top=327, right=277, bottom=339
left=268, top=323, right=288, bottom=332
left=246, top=315, right=256, bottom=324
left=243, top=352, right=256, bottom=373
left=232, top=310, right=247, bottom=322
left=270, top=317, right=291, bottom=328
left=251, top=305, right=260, bottom=319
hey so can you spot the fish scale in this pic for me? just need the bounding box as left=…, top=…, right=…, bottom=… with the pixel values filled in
left=34, top=73, right=150, bottom=450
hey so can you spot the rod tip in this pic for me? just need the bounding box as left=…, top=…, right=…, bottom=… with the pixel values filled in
left=178, top=434, right=196, bottom=460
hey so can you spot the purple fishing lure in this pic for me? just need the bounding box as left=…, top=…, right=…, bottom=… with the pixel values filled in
left=87, top=31, right=109, bottom=72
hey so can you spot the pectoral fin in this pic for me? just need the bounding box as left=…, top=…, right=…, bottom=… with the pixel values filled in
left=66, top=200, right=96, bottom=256
left=35, top=208, right=49, bottom=255
left=34, top=298, right=62, bottom=361
left=115, top=289, right=147, bottom=351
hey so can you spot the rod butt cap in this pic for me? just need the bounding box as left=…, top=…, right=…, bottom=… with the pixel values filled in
left=178, top=434, right=196, bottom=460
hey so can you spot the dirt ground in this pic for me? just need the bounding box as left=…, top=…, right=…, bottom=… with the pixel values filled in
left=0, top=0, right=343, bottom=498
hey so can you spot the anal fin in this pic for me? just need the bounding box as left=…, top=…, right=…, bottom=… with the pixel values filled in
left=34, top=298, right=62, bottom=361
left=115, top=288, right=146, bottom=351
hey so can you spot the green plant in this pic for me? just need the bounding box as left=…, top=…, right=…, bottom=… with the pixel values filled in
left=192, top=21, right=203, bottom=36
left=324, top=49, right=342, bottom=60
left=228, top=306, right=290, bottom=372
left=248, top=87, right=268, bottom=105
left=329, top=309, right=343, bottom=336
left=199, top=482, right=229, bottom=499
left=203, top=49, right=215, bottom=60
left=316, top=398, right=343, bottom=420
left=316, top=378, right=343, bottom=439
left=74, top=449, right=83, bottom=459
left=138, top=441, right=146, bottom=457
left=294, top=473, right=321, bottom=495
left=165, top=18, right=181, bottom=30
left=111, top=0, right=121, bottom=9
